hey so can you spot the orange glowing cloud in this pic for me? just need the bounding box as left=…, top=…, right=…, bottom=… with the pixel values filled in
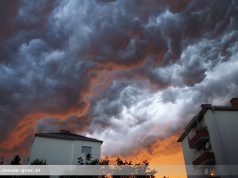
left=102, top=133, right=187, bottom=177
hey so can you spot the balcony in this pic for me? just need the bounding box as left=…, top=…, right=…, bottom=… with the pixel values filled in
left=193, top=152, right=215, bottom=166
left=189, top=129, right=209, bottom=149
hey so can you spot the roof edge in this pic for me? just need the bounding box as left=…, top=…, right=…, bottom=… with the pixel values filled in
left=35, top=133, right=103, bottom=144
left=177, top=105, right=238, bottom=142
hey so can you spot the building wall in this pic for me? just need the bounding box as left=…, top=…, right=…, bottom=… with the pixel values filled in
left=29, top=137, right=74, bottom=165
left=29, top=137, right=101, bottom=165
left=72, top=140, right=101, bottom=164
left=181, top=132, right=205, bottom=178
left=181, top=109, right=238, bottom=178
left=205, top=110, right=238, bottom=177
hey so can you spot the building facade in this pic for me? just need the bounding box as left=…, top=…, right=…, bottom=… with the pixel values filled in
left=29, top=130, right=103, bottom=165
left=178, top=98, right=238, bottom=178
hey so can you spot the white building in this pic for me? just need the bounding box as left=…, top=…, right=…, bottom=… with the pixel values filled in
left=29, top=130, right=103, bottom=165
left=178, top=98, right=238, bottom=178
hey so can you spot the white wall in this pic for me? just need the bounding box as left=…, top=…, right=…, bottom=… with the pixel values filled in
left=181, top=133, right=205, bottom=178
left=181, top=109, right=238, bottom=178
left=29, top=137, right=74, bottom=165
left=72, top=140, right=101, bottom=164
left=205, top=110, right=238, bottom=177
left=29, top=137, right=101, bottom=165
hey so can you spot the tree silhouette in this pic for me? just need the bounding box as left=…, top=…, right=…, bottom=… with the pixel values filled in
left=63, top=156, right=156, bottom=178
left=100, top=156, right=109, bottom=165
left=2, top=156, right=49, bottom=178
left=0, top=156, right=3, bottom=165
left=31, top=158, right=47, bottom=165
left=77, top=153, right=100, bottom=165
left=78, top=157, right=83, bottom=165
left=27, top=158, right=49, bottom=178
left=6, top=154, right=156, bottom=178
left=113, top=157, right=156, bottom=178
left=85, top=153, right=93, bottom=165
left=10, top=155, right=21, bottom=165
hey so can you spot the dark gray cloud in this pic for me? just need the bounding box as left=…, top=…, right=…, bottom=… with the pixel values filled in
left=0, top=0, right=238, bottom=159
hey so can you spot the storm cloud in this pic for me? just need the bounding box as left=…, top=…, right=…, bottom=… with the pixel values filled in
left=0, top=0, right=238, bottom=161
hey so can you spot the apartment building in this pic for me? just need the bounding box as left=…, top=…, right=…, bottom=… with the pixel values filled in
left=178, top=98, right=238, bottom=178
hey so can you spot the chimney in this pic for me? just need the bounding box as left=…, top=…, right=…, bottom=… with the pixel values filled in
left=60, top=129, right=70, bottom=133
left=230, top=98, right=238, bottom=106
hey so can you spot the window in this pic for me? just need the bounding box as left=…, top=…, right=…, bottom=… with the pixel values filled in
left=82, top=146, right=92, bottom=154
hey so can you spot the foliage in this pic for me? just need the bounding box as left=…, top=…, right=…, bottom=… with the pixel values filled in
left=100, top=156, right=109, bottom=165
left=6, top=154, right=156, bottom=178
left=61, top=155, right=156, bottom=178
left=31, top=158, right=47, bottom=165
left=113, top=157, right=156, bottom=178
left=0, top=156, right=4, bottom=165
left=10, top=155, right=21, bottom=165
left=78, top=153, right=100, bottom=165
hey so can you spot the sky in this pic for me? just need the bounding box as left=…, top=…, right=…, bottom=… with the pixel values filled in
left=0, top=0, right=238, bottom=167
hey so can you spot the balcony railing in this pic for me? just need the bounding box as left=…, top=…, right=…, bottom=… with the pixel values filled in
left=193, top=152, right=215, bottom=165
left=189, top=129, right=209, bottom=149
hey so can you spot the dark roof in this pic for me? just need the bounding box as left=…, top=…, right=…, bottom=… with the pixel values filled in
left=177, top=105, right=238, bottom=142
left=35, top=131, right=103, bottom=144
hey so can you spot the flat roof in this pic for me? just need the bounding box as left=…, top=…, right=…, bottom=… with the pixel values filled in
left=35, top=131, right=103, bottom=144
left=177, top=105, right=238, bottom=142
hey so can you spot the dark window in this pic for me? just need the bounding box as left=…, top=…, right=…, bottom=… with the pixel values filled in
left=82, top=146, right=92, bottom=154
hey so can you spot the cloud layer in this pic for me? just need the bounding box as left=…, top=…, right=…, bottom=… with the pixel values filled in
left=0, top=0, right=238, bottom=161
